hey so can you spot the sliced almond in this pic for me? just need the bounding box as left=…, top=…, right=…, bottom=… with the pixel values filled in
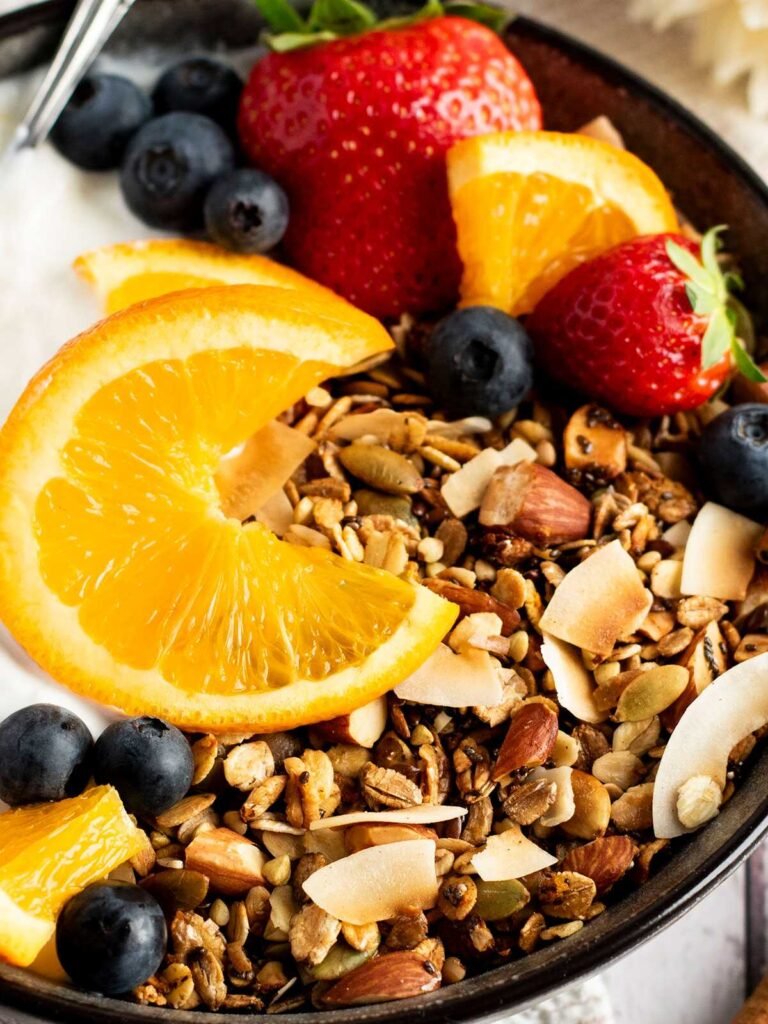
left=308, top=805, right=467, bottom=831
left=302, top=839, right=438, bottom=925
left=539, top=540, right=651, bottom=656
left=681, top=502, right=762, bottom=601
left=662, top=519, right=692, bottom=550
left=529, top=766, right=575, bottom=827
left=653, top=653, right=768, bottom=838
left=472, top=825, right=557, bottom=881
left=395, top=644, right=504, bottom=707
left=541, top=633, right=606, bottom=724
left=314, top=696, right=388, bottom=749
left=440, top=439, right=536, bottom=519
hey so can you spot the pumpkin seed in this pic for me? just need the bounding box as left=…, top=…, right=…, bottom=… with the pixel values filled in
left=308, top=942, right=375, bottom=981
left=474, top=878, right=530, bottom=921
left=141, top=868, right=210, bottom=911
left=339, top=443, right=423, bottom=495
left=615, top=665, right=690, bottom=721
left=354, top=489, right=416, bottom=523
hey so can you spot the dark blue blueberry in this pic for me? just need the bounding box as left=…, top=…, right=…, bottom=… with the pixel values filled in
left=204, top=169, right=289, bottom=254
left=56, top=881, right=166, bottom=995
left=152, top=57, right=243, bottom=136
left=120, top=112, right=235, bottom=231
left=0, top=704, right=92, bottom=806
left=93, top=716, right=193, bottom=819
left=426, top=306, right=534, bottom=418
left=699, top=404, right=768, bottom=517
left=50, top=73, right=152, bottom=171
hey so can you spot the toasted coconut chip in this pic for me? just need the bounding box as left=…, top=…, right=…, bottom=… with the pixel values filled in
left=662, top=519, right=692, bottom=549
left=302, top=839, right=438, bottom=924
left=256, top=489, right=294, bottom=536
left=653, top=653, right=768, bottom=838
left=441, top=439, right=536, bottom=519
left=394, top=644, right=504, bottom=707
left=530, top=766, right=575, bottom=827
left=472, top=825, right=557, bottom=881
left=681, top=502, right=762, bottom=601
left=304, top=828, right=348, bottom=862
left=541, top=633, right=606, bottom=724
left=215, top=420, right=315, bottom=522
left=309, top=805, right=467, bottom=831
left=538, top=540, right=651, bottom=656
left=250, top=818, right=305, bottom=835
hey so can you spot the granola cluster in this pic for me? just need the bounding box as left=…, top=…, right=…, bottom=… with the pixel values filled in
left=127, top=322, right=768, bottom=1012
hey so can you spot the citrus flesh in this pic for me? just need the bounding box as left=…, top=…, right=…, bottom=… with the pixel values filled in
left=75, top=239, right=349, bottom=315
left=0, top=285, right=457, bottom=732
left=447, top=131, right=679, bottom=315
left=0, top=786, right=143, bottom=967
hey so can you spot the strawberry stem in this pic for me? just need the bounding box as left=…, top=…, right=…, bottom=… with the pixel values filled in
left=252, top=0, right=510, bottom=51
left=666, top=227, right=766, bottom=383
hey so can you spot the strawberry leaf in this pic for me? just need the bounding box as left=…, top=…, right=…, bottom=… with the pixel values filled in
left=442, top=0, right=510, bottom=30
left=253, top=0, right=308, bottom=33
left=308, top=0, right=377, bottom=34
left=732, top=338, right=767, bottom=383
left=666, top=239, right=713, bottom=293
left=700, top=306, right=734, bottom=369
left=268, top=28, right=337, bottom=49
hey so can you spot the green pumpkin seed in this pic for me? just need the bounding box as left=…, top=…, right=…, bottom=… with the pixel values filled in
left=308, top=942, right=375, bottom=981
left=339, top=443, right=423, bottom=495
left=353, top=489, right=416, bottom=524
left=615, top=665, right=689, bottom=722
left=474, top=878, right=530, bottom=921
left=141, top=868, right=210, bottom=911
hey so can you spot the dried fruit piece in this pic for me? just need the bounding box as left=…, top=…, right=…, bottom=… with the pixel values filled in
left=681, top=502, right=762, bottom=601
left=539, top=541, right=652, bottom=656
left=395, top=644, right=504, bottom=708
left=541, top=634, right=606, bottom=724
left=564, top=405, right=627, bottom=486
left=471, top=825, right=557, bottom=880
left=492, top=703, right=559, bottom=780
left=561, top=835, right=637, bottom=894
left=479, top=463, right=591, bottom=546
left=653, top=653, right=768, bottom=837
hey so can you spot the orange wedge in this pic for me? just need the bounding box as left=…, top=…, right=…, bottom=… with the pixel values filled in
left=448, top=131, right=678, bottom=315
left=75, top=238, right=348, bottom=315
left=0, top=786, right=143, bottom=967
left=0, top=285, right=457, bottom=732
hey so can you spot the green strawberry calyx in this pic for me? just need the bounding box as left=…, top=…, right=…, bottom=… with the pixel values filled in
left=253, top=0, right=510, bottom=52
left=666, top=226, right=766, bottom=383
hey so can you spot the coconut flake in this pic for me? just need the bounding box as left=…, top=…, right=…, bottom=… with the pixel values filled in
left=681, top=502, right=762, bottom=601
left=662, top=519, right=692, bottom=550
left=653, top=652, right=768, bottom=838
left=472, top=825, right=557, bottom=881
left=530, top=766, right=575, bottom=827
left=541, top=634, right=606, bottom=724
left=441, top=439, right=536, bottom=518
left=538, top=540, right=651, bottom=656
left=256, top=489, right=294, bottom=536
left=309, top=805, right=467, bottom=831
left=395, top=644, right=504, bottom=707
left=427, top=416, right=493, bottom=438
left=302, top=839, right=438, bottom=924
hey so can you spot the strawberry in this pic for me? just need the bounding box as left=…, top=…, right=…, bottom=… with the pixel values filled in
left=527, top=228, right=764, bottom=418
left=238, top=3, right=541, bottom=319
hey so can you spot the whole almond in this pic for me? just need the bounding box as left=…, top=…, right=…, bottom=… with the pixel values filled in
left=615, top=665, right=689, bottom=722
left=422, top=577, right=520, bottom=633
left=318, top=951, right=441, bottom=1007
left=186, top=828, right=266, bottom=895
left=339, top=443, right=423, bottom=495
left=492, top=703, right=559, bottom=780
left=561, top=835, right=638, bottom=894
left=479, top=463, right=591, bottom=546
left=561, top=770, right=611, bottom=840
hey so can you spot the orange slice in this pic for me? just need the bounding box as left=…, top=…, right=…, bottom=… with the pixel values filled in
left=447, top=131, right=678, bottom=315
left=0, top=285, right=456, bottom=732
left=0, top=785, right=143, bottom=967
left=75, top=238, right=347, bottom=315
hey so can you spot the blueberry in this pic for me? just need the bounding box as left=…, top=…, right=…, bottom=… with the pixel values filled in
left=56, top=881, right=166, bottom=995
left=152, top=57, right=243, bottom=136
left=699, top=404, right=768, bottom=517
left=50, top=73, right=151, bottom=171
left=204, top=169, right=289, bottom=254
left=0, top=704, right=92, bottom=806
left=120, top=112, right=235, bottom=231
left=93, top=716, right=193, bottom=818
left=426, top=306, right=534, bottom=418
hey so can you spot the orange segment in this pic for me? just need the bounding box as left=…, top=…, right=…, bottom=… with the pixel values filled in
left=0, top=786, right=143, bottom=967
left=448, top=131, right=678, bottom=315
left=0, top=286, right=456, bottom=732
left=75, top=239, right=348, bottom=315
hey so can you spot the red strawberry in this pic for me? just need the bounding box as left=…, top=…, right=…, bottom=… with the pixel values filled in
left=527, top=229, right=763, bottom=417
left=238, top=14, right=540, bottom=319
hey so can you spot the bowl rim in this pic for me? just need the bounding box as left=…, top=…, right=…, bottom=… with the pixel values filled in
left=0, top=8, right=767, bottom=1024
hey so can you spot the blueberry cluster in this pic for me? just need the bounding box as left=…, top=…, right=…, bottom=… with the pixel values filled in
left=52, top=58, right=289, bottom=253
left=0, top=705, right=194, bottom=995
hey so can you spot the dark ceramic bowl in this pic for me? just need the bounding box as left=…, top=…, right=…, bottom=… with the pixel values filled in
left=1, top=4, right=767, bottom=1022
